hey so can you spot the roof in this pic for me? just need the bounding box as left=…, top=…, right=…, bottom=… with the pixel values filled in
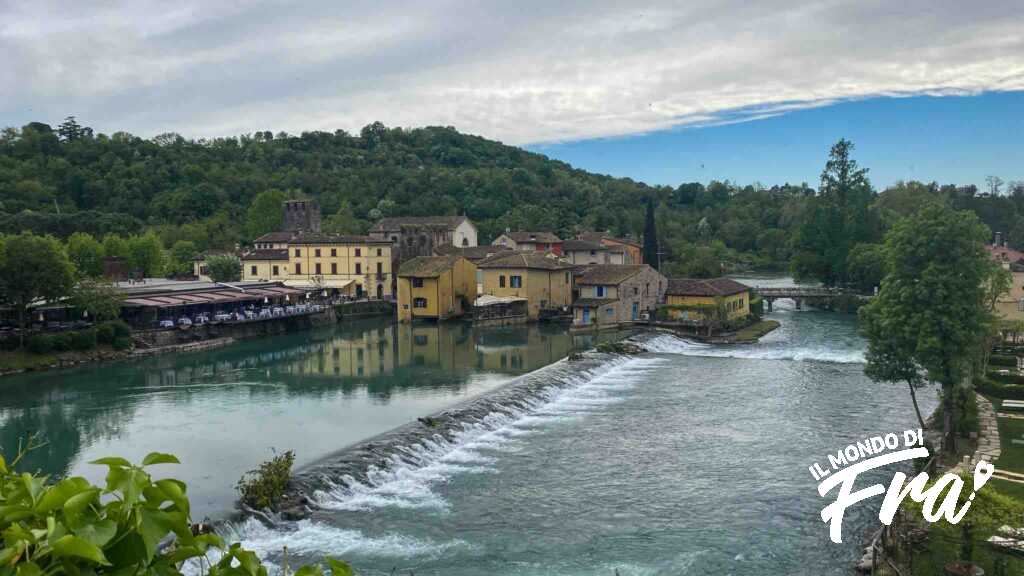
left=477, top=251, right=574, bottom=271
left=577, top=231, right=642, bottom=248
left=666, top=278, right=751, bottom=297
left=987, top=244, right=1024, bottom=264
left=501, top=231, right=562, bottom=243
left=574, top=264, right=649, bottom=285
left=242, top=249, right=289, bottom=261
left=562, top=239, right=607, bottom=252
left=254, top=231, right=297, bottom=243
left=288, top=233, right=390, bottom=245
left=433, top=244, right=512, bottom=261
left=398, top=255, right=464, bottom=277
left=572, top=297, right=619, bottom=308
left=370, top=216, right=468, bottom=232
left=118, top=282, right=308, bottom=308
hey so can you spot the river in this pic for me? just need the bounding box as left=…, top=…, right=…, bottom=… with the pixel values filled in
left=0, top=288, right=938, bottom=574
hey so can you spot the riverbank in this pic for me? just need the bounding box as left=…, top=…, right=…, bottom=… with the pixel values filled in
left=0, top=345, right=131, bottom=377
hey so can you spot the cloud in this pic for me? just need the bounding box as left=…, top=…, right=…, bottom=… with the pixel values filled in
left=2, top=0, right=1024, bottom=144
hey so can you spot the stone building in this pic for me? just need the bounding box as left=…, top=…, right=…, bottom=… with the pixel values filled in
left=572, top=264, right=666, bottom=328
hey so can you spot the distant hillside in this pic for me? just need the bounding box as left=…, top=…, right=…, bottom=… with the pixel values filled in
left=0, top=119, right=659, bottom=245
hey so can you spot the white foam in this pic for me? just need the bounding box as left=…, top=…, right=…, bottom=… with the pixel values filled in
left=641, top=333, right=865, bottom=364
left=311, top=357, right=664, bottom=513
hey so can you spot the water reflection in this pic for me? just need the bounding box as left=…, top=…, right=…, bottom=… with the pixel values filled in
left=0, top=318, right=615, bottom=515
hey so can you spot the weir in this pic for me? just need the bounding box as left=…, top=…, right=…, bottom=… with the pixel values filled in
left=276, top=349, right=642, bottom=519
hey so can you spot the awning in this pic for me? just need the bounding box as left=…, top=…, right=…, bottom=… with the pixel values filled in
left=475, top=294, right=527, bottom=307
left=283, top=279, right=354, bottom=290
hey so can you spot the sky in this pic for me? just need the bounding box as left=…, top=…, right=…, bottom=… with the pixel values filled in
left=2, top=1, right=1023, bottom=189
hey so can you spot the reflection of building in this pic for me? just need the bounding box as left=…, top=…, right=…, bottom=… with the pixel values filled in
left=474, top=326, right=576, bottom=372
left=573, top=265, right=666, bottom=328
left=397, top=255, right=476, bottom=322
left=396, top=322, right=477, bottom=372
left=285, top=324, right=396, bottom=378
left=478, top=252, right=573, bottom=321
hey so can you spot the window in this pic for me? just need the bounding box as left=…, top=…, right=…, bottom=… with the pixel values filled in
left=331, top=263, right=337, bottom=274
left=407, top=237, right=415, bottom=246
left=510, top=275, right=522, bottom=288
left=565, top=272, right=570, bottom=283
left=499, top=275, right=506, bottom=288
left=413, top=277, right=424, bottom=288
left=633, top=287, right=638, bottom=295
left=596, top=286, right=606, bottom=297
left=251, top=265, right=257, bottom=276
left=315, top=263, right=322, bottom=275
left=462, top=237, right=469, bottom=246
left=415, top=335, right=428, bottom=345
left=1019, top=299, right=1024, bottom=312
left=356, top=263, right=362, bottom=274
left=272, top=265, right=279, bottom=276
left=413, top=297, right=428, bottom=308
left=355, top=248, right=361, bottom=257
left=645, top=283, right=650, bottom=296
left=295, top=249, right=301, bottom=257
left=331, top=248, right=337, bottom=257
left=377, top=262, right=383, bottom=274
left=606, top=307, right=614, bottom=316
left=377, top=248, right=382, bottom=256
left=315, top=248, right=321, bottom=257
left=295, top=263, right=301, bottom=274
left=391, top=236, right=398, bottom=243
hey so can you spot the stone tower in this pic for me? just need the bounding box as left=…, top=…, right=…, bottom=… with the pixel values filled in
left=282, top=200, right=322, bottom=232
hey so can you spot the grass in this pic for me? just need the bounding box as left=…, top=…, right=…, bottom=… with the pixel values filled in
left=994, top=410, right=1024, bottom=473
left=729, top=319, right=780, bottom=343
left=0, top=350, right=58, bottom=372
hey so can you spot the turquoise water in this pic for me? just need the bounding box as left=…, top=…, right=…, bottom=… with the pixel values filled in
left=218, top=305, right=938, bottom=575
left=0, top=319, right=612, bottom=518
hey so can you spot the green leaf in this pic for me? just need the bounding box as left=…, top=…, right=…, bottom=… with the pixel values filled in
left=137, top=508, right=175, bottom=562
left=326, top=558, right=354, bottom=576
left=0, top=454, right=7, bottom=475
left=74, top=519, right=117, bottom=548
left=293, top=567, right=323, bottom=576
left=51, top=535, right=111, bottom=566
left=19, top=474, right=44, bottom=505
left=36, top=477, right=92, bottom=513
left=89, top=457, right=132, bottom=468
left=14, top=562, right=41, bottom=576
left=141, top=453, right=179, bottom=467
left=62, top=489, right=101, bottom=528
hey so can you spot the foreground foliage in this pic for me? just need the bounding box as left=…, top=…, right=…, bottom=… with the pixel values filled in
left=0, top=443, right=351, bottom=576
left=236, top=451, right=295, bottom=510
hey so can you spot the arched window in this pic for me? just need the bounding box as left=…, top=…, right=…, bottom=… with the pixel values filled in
left=462, top=237, right=469, bottom=246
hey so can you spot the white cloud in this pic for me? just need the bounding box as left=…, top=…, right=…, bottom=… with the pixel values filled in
left=2, top=0, right=1023, bottom=144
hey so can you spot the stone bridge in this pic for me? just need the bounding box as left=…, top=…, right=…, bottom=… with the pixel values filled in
left=755, top=286, right=869, bottom=311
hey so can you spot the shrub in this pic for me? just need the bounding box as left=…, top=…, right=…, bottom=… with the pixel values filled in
left=71, top=328, right=97, bottom=351
left=96, top=320, right=131, bottom=344
left=0, top=337, right=20, bottom=351
left=236, top=450, right=295, bottom=510
left=26, top=334, right=53, bottom=354
left=987, top=370, right=1024, bottom=385
left=0, top=442, right=352, bottom=576
left=49, top=332, right=73, bottom=352
left=112, top=335, right=133, bottom=351
left=976, top=377, right=1024, bottom=400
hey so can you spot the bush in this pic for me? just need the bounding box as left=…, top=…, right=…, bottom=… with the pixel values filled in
left=987, top=371, right=1024, bottom=385
left=236, top=450, right=295, bottom=510
left=977, top=377, right=1024, bottom=400
left=49, top=332, right=73, bottom=352
left=97, top=320, right=131, bottom=344
left=0, top=443, right=353, bottom=576
left=112, top=335, right=133, bottom=351
left=71, top=328, right=97, bottom=351
left=0, top=337, right=20, bottom=351
left=26, top=334, right=53, bottom=354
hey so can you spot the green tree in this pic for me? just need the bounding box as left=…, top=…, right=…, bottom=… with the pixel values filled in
left=205, top=254, right=241, bottom=282
left=845, top=243, right=886, bottom=294
left=792, top=139, right=878, bottom=285
left=70, top=278, right=123, bottom=321
left=66, top=232, right=105, bottom=278
left=167, top=240, right=199, bottom=277
left=643, top=197, right=660, bottom=270
left=860, top=204, right=998, bottom=453
left=0, top=233, right=76, bottom=343
left=127, top=232, right=165, bottom=277
left=321, top=202, right=364, bottom=235
left=101, top=234, right=129, bottom=260
left=245, top=189, right=286, bottom=239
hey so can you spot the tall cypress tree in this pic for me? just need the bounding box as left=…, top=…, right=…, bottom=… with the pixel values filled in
left=643, top=197, right=660, bottom=270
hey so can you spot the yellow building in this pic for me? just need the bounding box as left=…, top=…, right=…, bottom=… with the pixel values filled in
left=397, top=255, right=477, bottom=322
left=477, top=252, right=574, bottom=321
left=662, top=278, right=751, bottom=324
left=241, top=231, right=394, bottom=298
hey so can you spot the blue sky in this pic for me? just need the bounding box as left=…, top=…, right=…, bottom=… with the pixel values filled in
left=530, top=92, right=1024, bottom=191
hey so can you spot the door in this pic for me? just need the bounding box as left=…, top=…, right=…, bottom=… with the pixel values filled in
left=632, top=302, right=639, bottom=320
left=582, top=308, right=591, bottom=324
left=377, top=284, right=384, bottom=300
